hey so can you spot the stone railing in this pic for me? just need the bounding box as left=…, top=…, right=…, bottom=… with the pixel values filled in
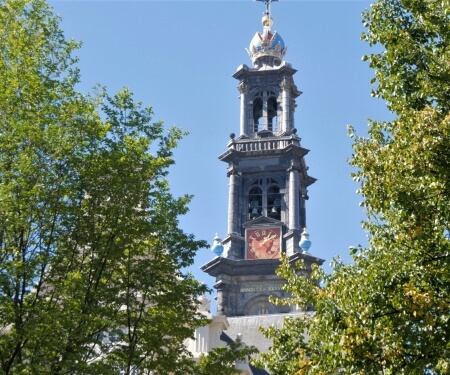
left=229, top=137, right=299, bottom=152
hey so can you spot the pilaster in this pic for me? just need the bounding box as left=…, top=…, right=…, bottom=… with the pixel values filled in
left=238, top=82, right=249, bottom=136
left=287, top=159, right=300, bottom=231
left=227, top=168, right=240, bottom=235
left=280, top=78, right=291, bottom=133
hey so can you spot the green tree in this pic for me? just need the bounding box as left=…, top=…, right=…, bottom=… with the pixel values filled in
left=195, top=338, right=259, bottom=375
left=257, top=1, right=450, bottom=374
left=0, top=0, right=209, bottom=374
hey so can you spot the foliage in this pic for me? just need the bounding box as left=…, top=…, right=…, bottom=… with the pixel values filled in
left=195, top=338, right=259, bottom=375
left=361, top=0, right=450, bottom=114
left=0, top=0, right=209, bottom=374
left=258, top=0, right=450, bottom=374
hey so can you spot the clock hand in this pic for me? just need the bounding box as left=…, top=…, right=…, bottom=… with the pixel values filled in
left=261, top=234, right=277, bottom=244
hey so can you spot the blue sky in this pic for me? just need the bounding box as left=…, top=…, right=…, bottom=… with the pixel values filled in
left=49, top=0, right=391, bottom=305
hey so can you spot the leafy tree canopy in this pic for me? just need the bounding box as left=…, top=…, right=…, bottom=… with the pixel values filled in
left=258, top=1, right=450, bottom=374
left=362, top=0, right=450, bottom=114
left=0, top=0, right=212, bottom=374
left=195, top=338, right=259, bottom=375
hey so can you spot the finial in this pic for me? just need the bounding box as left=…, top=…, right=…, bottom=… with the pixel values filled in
left=211, top=233, right=224, bottom=257
left=248, top=0, right=286, bottom=68
left=256, top=0, right=279, bottom=30
left=299, top=228, right=312, bottom=253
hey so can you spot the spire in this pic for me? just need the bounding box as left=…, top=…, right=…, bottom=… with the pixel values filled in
left=247, top=0, right=287, bottom=68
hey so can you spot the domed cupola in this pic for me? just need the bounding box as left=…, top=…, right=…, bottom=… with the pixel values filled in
left=246, top=2, right=287, bottom=68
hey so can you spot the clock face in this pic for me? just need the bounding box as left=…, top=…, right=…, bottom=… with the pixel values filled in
left=246, top=227, right=281, bottom=260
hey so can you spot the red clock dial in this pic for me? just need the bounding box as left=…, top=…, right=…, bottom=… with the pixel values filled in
left=246, top=227, right=281, bottom=260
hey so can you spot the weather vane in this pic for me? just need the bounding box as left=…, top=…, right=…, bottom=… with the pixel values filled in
left=255, top=0, right=279, bottom=14
left=255, top=0, right=279, bottom=26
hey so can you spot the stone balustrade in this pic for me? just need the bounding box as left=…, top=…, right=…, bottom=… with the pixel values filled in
left=229, top=137, right=299, bottom=152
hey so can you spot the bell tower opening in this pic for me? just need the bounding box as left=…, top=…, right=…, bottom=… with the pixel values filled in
left=247, top=178, right=282, bottom=221
left=267, top=185, right=281, bottom=220
left=267, top=96, right=278, bottom=132
left=252, top=97, right=263, bottom=133
left=251, top=91, right=279, bottom=134
left=248, top=185, right=263, bottom=219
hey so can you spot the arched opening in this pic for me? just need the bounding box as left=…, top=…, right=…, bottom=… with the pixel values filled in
left=252, top=97, right=263, bottom=133
left=268, top=185, right=281, bottom=220
left=248, top=186, right=262, bottom=219
left=247, top=178, right=282, bottom=220
left=243, top=295, right=289, bottom=316
left=267, top=96, right=278, bottom=132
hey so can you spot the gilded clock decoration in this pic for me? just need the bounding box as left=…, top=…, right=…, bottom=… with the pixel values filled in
left=246, top=227, right=281, bottom=259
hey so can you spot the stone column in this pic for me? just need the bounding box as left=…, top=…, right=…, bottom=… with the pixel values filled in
left=227, top=168, right=239, bottom=235
left=238, top=82, right=249, bottom=136
left=280, top=78, right=291, bottom=133
left=216, top=283, right=227, bottom=316
left=288, top=160, right=300, bottom=231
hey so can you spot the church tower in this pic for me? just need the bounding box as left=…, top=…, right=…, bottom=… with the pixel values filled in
left=202, top=0, right=324, bottom=318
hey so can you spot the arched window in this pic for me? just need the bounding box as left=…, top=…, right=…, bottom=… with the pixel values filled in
left=247, top=178, right=281, bottom=220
